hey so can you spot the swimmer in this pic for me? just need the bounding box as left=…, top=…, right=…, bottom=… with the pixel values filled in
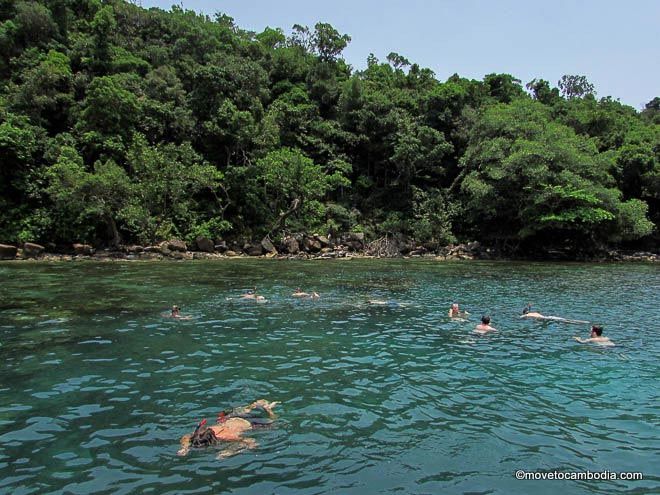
left=177, top=399, right=279, bottom=458
left=475, top=315, right=497, bottom=333
left=448, top=303, right=469, bottom=318
left=240, top=287, right=258, bottom=299
left=574, top=325, right=614, bottom=346
left=293, top=288, right=320, bottom=299
left=520, top=309, right=589, bottom=324
left=165, top=305, right=192, bottom=320
left=239, top=288, right=267, bottom=303
left=522, top=303, right=532, bottom=315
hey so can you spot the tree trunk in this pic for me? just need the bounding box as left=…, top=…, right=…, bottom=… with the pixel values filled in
left=263, top=198, right=300, bottom=241
left=106, top=215, right=121, bottom=247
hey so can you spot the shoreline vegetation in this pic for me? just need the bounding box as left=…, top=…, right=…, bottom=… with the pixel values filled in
left=1, top=1, right=658, bottom=257
left=0, top=236, right=657, bottom=262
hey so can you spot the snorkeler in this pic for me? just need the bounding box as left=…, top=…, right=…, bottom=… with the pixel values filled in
left=475, top=315, right=497, bottom=333
left=574, top=325, right=614, bottom=346
left=177, top=399, right=279, bottom=458
left=449, top=303, right=469, bottom=318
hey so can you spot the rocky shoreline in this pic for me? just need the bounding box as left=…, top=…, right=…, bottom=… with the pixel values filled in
left=0, top=233, right=658, bottom=263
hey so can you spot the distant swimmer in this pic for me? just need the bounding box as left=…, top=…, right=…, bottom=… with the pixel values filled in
left=449, top=303, right=469, bottom=318
left=293, top=288, right=320, bottom=299
left=178, top=399, right=279, bottom=458
left=165, top=305, right=192, bottom=320
left=240, top=287, right=258, bottom=299
left=239, top=288, right=266, bottom=302
left=520, top=307, right=589, bottom=325
left=475, top=315, right=497, bottom=333
left=574, top=325, right=614, bottom=346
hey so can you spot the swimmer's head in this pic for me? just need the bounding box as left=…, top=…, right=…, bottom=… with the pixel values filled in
left=591, top=325, right=603, bottom=336
left=172, top=305, right=180, bottom=315
left=452, top=303, right=459, bottom=310
left=481, top=315, right=491, bottom=325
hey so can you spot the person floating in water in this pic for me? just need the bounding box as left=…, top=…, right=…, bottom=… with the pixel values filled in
left=448, top=303, right=469, bottom=318
left=292, top=288, right=320, bottom=299
left=177, top=400, right=279, bottom=458
left=475, top=315, right=497, bottom=333
left=166, top=305, right=192, bottom=320
left=240, top=287, right=266, bottom=303
left=520, top=305, right=588, bottom=324
left=574, top=325, right=614, bottom=346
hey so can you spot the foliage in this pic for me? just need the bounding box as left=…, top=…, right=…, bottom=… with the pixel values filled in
left=0, top=0, right=655, bottom=254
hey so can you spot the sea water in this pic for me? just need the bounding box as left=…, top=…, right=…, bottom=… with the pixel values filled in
left=0, top=260, right=658, bottom=494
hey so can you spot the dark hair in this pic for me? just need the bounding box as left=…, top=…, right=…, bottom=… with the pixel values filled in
left=591, top=325, right=603, bottom=336
left=481, top=315, right=490, bottom=324
left=191, top=426, right=218, bottom=448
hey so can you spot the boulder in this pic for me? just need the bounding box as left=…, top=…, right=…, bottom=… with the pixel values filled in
left=302, top=236, right=322, bottom=253
left=195, top=236, right=214, bottom=253
left=261, top=237, right=278, bottom=254
left=225, top=250, right=238, bottom=257
left=166, top=239, right=187, bottom=252
left=214, top=240, right=228, bottom=253
left=144, top=245, right=161, bottom=253
left=245, top=244, right=264, bottom=256
left=23, top=242, right=45, bottom=258
left=0, top=244, right=17, bottom=260
left=283, top=237, right=299, bottom=254
left=125, top=245, right=144, bottom=254
left=316, top=235, right=330, bottom=247
left=73, top=243, right=94, bottom=255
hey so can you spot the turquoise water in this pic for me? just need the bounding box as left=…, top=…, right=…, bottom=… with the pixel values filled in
left=0, top=260, right=658, bottom=495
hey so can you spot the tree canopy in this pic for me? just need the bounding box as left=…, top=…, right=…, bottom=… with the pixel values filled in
left=0, top=0, right=657, bottom=255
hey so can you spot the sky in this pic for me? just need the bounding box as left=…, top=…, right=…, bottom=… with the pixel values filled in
left=141, top=0, right=659, bottom=109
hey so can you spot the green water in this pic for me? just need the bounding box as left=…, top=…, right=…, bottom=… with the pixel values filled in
left=0, top=260, right=658, bottom=495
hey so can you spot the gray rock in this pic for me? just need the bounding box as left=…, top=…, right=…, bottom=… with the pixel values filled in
left=214, top=240, right=228, bottom=253
left=126, top=245, right=144, bottom=254
left=245, top=244, right=264, bottom=256
left=261, top=237, right=278, bottom=254
left=195, top=236, right=214, bottom=252
left=283, top=237, right=299, bottom=254
left=0, top=243, right=17, bottom=260
left=166, top=239, right=187, bottom=252
left=303, top=237, right=322, bottom=253
left=225, top=250, right=238, bottom=257
left=23, top=242, right=45, bottom=258
left=73, top=243, right=94, bottom=255
left=316, top=235, right=330, bottom=247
